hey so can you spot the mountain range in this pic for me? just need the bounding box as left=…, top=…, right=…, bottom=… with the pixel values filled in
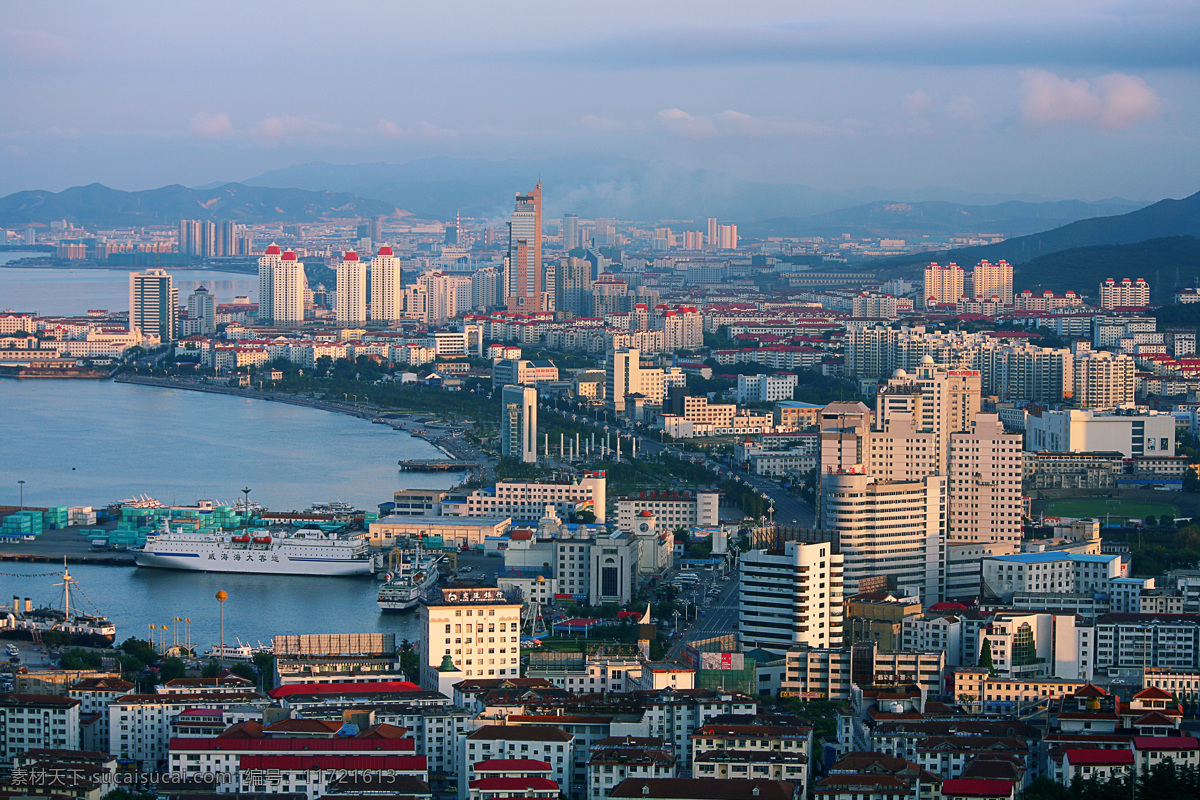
left=0, top=182, right=400, bottom=228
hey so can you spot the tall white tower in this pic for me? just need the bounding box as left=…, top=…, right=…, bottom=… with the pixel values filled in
left=257, top=243, right=283, bottom=323
left=370, top=245, right=404, bottom=323
left=272, top=251, right=306, bottom=326
left=129, top=269, right=178, bottom=342
left=335, top=250, right=367, bottom=327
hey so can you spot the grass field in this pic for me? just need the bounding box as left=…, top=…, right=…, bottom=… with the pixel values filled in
left=1046, top=498, right=1179, bottom=521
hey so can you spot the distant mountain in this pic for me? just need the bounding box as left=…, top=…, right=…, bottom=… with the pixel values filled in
left=870, top=190, right=1200, bottom=275
left=1011, top=236, right=1200, bottom=299
left=0, top=182, right=400, bottom=227
left=740, top=198, right=1145, bottom=240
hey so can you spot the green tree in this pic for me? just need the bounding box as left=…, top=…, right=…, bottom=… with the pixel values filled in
left=59, top=648, right=102, bottom=670
left=158, top=657, right=186, bottom=683
left=979, top=638, right=995, bottom=676
left=229, top=662, right=257, bottom=685
left=200, top=660, right=222, bottom=678
left=252, top=651, right=276, bottom=691
left=1184, top=468, right=1199, bottom=493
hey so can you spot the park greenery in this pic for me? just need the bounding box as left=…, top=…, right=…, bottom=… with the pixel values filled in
left=1018, top=762, right=1200, bottom=800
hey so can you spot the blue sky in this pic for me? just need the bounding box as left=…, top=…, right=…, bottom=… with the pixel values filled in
left=2, top=0, right=1197, bottom=201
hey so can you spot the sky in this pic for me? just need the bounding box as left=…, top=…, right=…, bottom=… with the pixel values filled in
left=2, top=0, right=1199, bottom=203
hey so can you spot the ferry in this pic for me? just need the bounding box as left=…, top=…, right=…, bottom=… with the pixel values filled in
left=0, top=564, right=117, bottom=647
left=377, top=553, right=441, bottom=612
left=203, top=639, right=268, bottom=662
left=134, top=525, right=374, bottom=577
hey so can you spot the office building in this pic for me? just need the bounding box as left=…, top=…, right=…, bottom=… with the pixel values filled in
left=1099, top=277, right=1150, bottom=309
left=555, top=257, right=593, bottom=317
left=370, top=245, right=404, bottom=323
left=822, top=467, right=945, bottom=603
left=505, top=183, right=545, bottom=312
left=739, top=541, right=844, bottom=651
left=563, top=213, right=580, bottom=251
left=186, top=285, right=215, bottom=334
left=1026, top=408, right=1175, bottom=458
left=500, top=384, right=538, bottom=463
left=970, top=260, right=1014, bottom=305
left=608, top=348, right=666, bottom=413
left=923, top=262, right=965, bottom=307
left=128, top=268, right=178, bottom=342
left=335, top=250, right=367, bottom=326
left=418, top=586, right=522, bottom=695
left=736, top=373, right=798, bottom=404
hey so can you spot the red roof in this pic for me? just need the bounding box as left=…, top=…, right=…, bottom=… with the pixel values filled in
left=1066, top=749, right=1134, bottom=766
left=267, top=680, right=421, bottom=699
left=378, top=245, right=393, bottom=256
left=344, top=251, right=359, bottom=261
left=281, top=251, right=297, bottom=261
left=264, top=244, right=281, bottom=255
left=1134, top=736, right=1199, bottom=750
left=473, top=759, right=552, bottom=772
left=942, top=778, right=1015, bottom=798
left=928, top=602, right=969, bottom=612
left=469, top=777, right=559, bottom=791
left=239, top=754, right=425, bottom=771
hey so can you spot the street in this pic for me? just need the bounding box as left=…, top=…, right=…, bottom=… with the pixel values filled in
left=665, top=568, right=739, bottom=661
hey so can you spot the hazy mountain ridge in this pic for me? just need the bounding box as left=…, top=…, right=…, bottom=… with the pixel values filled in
left=740, top=198, right=1145, bottom=240
left=0, top=182, right=400, bottom=227
left=1009, top=236, right=1200, bottom=300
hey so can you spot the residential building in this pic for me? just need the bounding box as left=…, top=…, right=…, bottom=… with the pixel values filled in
left=464, top=725, right=573, bottom=800
left=1073, top=351, right=1136, bottom=409
left=923, top=262, right=965, bottom=307
left=1099, top=277, right=1150, bottom=309
left=556, top=257, right=593, bottom=317
left=737, top=373, right=799, bottom=404
left=615, top=489, right=719, bottom=531
left=464, top=473, right=607, bottom=523
left=609, top=348, right=666, bottom=412
left=1026, top=408, right=1174, bottom=459
left=128, top=268, right=178, bottom=342
left=501, top=384, right=538, bottom=464
left=739, top=541, right=844, bottom=651
left=587, top=738, right=677, bottom=800
left=258, top=246, right=306, bottom=325
left=0, top=694, right=81, bottom=760
left=418, top=586, right=522, bottom=695
left=68, top=677, right=133, bottom=753
left=335, top=250, right=367, bottom=326
left=370, top=244, right=405, bottom=323
left=186, top=285, right=215, bottom=334
left=970, top=260, right=1014, bottom=305
left=108, top=690, right=268, bottom=770
left=610, top=778, right=798, bottom=800
left=493, top=358, right=559, bottom=388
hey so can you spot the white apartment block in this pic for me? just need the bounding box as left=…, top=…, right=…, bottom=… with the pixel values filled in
left=946, top=413, right=1023, bottom=573
left=108, top=691, right=268, bottom=770
left=608, top=348, right=666, bottom=412
left=335, top=251, right=367, bottom=326
left=418, top=586, right=522, bottom=694
left=851, top=293, right=898, bottom=319
left=982, top=552, right=1124, bottom=601
left=370, top=245, right=405, bottom=322
left=68, top=677, right=134, bottom=753
left=464, top=726, right=574, bottom=800
left=526, top=652, right=644, bottom=694
left=464, top=473, right=607, bottom=523
left=822, top=468, right=945, bottom=604
left=1073, top=351, right=1136, bottom=409
left=500, top=384, right=539, bottom=464
left=737, top=372, right=799, bottom=404
left=1099, top=277, right=1150, bottom=309
left=615, top=490, right=719, bottom=532
left=739, top=541, right=844, bottom=651
left=980, top=611, right=1096, bottom=681
left=0, top=694, right=81, bottom=760
left=588, top=744, right=677, bottom=800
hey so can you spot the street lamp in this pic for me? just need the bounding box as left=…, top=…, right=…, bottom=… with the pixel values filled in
left=17, top=480, right=24, bottom=512
left=215, top=590, right=228, bottom=670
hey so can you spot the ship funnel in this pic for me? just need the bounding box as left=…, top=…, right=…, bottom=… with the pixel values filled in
left=24, top=598, right=33, bottom=613
left=12, top=596, right=17, bottom=613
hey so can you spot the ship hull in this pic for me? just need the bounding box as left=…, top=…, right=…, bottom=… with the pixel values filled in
left=377, top=598, right=420, bottom=613
left=135, top=550, right=372, bottom=577
left=0, top=628, right=116, bottom=648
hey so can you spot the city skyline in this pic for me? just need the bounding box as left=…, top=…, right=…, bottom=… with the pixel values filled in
left=1, top=2, right=1197, bottom=202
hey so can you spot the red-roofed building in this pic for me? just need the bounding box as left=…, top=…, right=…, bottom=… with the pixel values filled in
left=466, top=726, right=574, bottom=795
left=1133, top=736, right=1200, bottom=771
left=941, top=778, right=1016, bottom=800
left=469, top=776, right=561, bottom=800
left=267, top=680, right=422, bottom=700
left=1062, top=749, right=1133, bottom=783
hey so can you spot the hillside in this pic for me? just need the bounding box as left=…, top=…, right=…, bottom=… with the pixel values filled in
left=869, top=189, right=1200, bottom=276
left=0, top=182, right=401, bottom=227
left=1011, top=236, right=1200, bottom=299
left=739, top=198, right=1143, bottom=240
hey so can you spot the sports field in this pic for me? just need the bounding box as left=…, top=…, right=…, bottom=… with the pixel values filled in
left=1046, top=498, right=1179, bottom=521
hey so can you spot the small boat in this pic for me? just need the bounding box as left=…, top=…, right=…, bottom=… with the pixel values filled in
left=203, top=638, right=267, bottom=662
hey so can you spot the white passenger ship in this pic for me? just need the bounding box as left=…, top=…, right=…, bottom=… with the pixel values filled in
left=377, top=553, right=441, bottom=612
left=134, top=527, right=374, bottom=577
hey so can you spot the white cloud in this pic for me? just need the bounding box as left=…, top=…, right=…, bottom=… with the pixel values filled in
left=902, top=90, right=933, bottom=118
left=374, top=119, right=458, bottom=140
left=578, top=114, right=625, bottom=132
left=656, top=108, right=838, bottom=138
left=250, top=115, right=341, bottom=141
left=1020, top=69, right=1162, bottom=129
left=189, top=112, right=233, bottom=138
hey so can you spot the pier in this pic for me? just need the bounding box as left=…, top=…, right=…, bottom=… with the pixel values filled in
left=397, top=459, right=476, bottom=472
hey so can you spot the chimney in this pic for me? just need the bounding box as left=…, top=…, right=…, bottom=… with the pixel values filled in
left=24, top=598, right=33, bottom=613
left=12, top=596, right=17, bottom=613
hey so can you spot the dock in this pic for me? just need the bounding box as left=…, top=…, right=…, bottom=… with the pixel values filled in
left=397, top=459, right=476, bottom=472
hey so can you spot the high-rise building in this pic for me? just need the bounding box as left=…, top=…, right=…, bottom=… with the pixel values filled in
left=404, top=284, right=429, bottom=323
left=418, top=271, right=472, bottom=324
left=186, top=285, right=215, bottom=334
left=971, top=260, right=1013, bottom=305
left=706, top=218, right=718, bottom=249
left=607, top=348, right=666, bottom=414
left=259, top=247, right=306, bottom=326
left=1099, top=277, right=1150, bottom=309
left=418, top=586, right=522, bottom=695
left=335, top=250, right=367, bottom=326
left=554, top=257, right=593, bottom=318
left=500, top=384, right=538, bottom=463
left=823, top=467, right=945, bottom=603
left=1073, top=350, right=1136, bottom=410
left=738, top=541, right=844, bottom=651
left=218, top=221, right=241, bottom=256
left=591, top=274, right=629, bottom=317
left=717, top=224, right=738, bottom=250
left=923, top=262, right=965, bottom=308
left=470, top=266, right=502, bottom=311
left=369, top=245, right=404, bottom=323
left=505, top=183, right=544, bottom=312
left=562, top=213, right=580, bottom=251
left=128, top=269, right=178, bottom=342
